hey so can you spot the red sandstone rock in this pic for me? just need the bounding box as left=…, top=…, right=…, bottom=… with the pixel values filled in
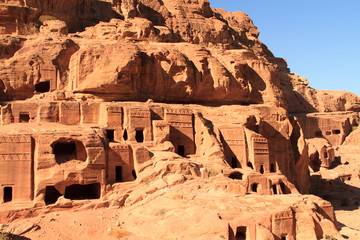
left=0, top=0, right=359, bottom=239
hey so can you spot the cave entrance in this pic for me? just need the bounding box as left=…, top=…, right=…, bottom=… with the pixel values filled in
left=115, top=166, right=123, bottom=182
left=251, top=183, right=258, bottom=192
left=64, top=183, right=100, bottom=200
left=132, top=170, right=137, bottom=180
left=35, top=81, right=50, bottom=93
left=106, top=129, right=115, bottom=142
left=177, top=145, right=185, bottom=157
left=51, top=139, right=87, bottom=164
left=270, top=164, right=276, bottom=173
left=235, top=226, right=247, bottom=240
left=272, top=185, right=278, bottom=194
left=280, top=182, right=287, bottom=194
left=3, top=187, right=12, bottom=203
left=247, top=162, right=254, bottom=169
left=229, top=171, right=243, bottom=180
left=260, top=165, right=264, bottom=174
left=45, top=186, right=62, bottom=205
left=135, top=129, right=144, bottom=143
left=332, top=129, right=341, bottom=134
left=19, top=113, right=30, bottom=123
left=231, top=157, right=238, bottom=168
left=309, top=151, right=321, bottom=172
left=123, top=129, right=128, bottom=141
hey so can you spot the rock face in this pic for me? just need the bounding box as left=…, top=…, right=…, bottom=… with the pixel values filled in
left=0, top=0, right=359, bottom=239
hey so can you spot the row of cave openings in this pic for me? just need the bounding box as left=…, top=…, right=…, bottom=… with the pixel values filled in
left=44, top=183, right=101, bottom=205
left=228, top=171, right=289, bottom=195
left=43, top=167, right=137, bottom=205
left=1, top=184, right=99, bottom=205
left=248, top=182, right=288, bottom=195
left=230, top=156, right=277, bottom=174
left=43, top=168, right=137, bottom=205
left=105, top=129, right=186, bottom=157
left=233, top=226, right=287, bottom=240
left=315, top=129, right=341, bottom=137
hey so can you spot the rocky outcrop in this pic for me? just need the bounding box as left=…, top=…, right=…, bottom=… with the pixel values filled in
left=280, top=71, right=360, bottom=113
left=1, top=0, right=360, bottom=239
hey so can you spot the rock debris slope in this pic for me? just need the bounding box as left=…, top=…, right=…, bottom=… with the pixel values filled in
left=0, top=0, right=360, bottom=239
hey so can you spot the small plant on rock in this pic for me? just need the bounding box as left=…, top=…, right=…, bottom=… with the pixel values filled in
left=0, top=232, right=10, bottom=240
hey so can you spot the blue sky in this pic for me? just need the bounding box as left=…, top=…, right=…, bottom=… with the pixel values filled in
left=210, top=1, right=360, bottom=97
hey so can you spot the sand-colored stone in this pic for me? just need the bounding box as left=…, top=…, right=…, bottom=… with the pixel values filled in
left=0, top=0, right=360, bottom=239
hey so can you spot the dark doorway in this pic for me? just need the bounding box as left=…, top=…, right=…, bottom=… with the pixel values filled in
left=19, top=113, right=30, bottom=123
left=45, top=186, right=62, bottom=205
left=123, top=129, right=128, bottom=141
left=247, top=162, right=253, bottom=169
left=35, top=81, right=50, bottom=93
left=177, top=145, right=185, bottom=157
left=64, top=183, right=100, bottom=200
left=251, top=183, right=258, bottom=192
left=135, top=129, right=144, bottom=143
left=280, top=182, right=287, bottom=194
left=52, top=139, right=87, bottom=164
left=231, top=157, right=238, bottom=168
left=260, top=165, right=264, bottom=174
left=229, top=172, right=243, bottom=180
left=272, top=185, right=278, bottom=194
left=332, top=129, right=341, bottom=134
left=3, top=187, right=12, bottom=203
left=132, top=170, right=137, bottom=180
left=115, top=166, right=123, bottom=182
left=324, top=151, right=328, bottom=159
left=235, top=226, right=247, bottom=240
left=106, top=129, right=115, bottom=142
left=53, top=141, right=76, bottom=163
left=270, top=164, right=276, bottom=173
left=281, top=236, right=287, bottom=240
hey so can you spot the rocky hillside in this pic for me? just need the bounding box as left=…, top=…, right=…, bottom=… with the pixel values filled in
left=1, top=0, right=358, bottom=111
left=1, top=1, right=360, bottom=240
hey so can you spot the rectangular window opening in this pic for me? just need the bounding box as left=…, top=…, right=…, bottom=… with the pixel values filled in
left=235, top=226, right=247, bottom=240
left=106, top=129, right=115, bottom=142
left=19, top=113, right=30, bottom=123
left=332, top=129, right=341, bottom=134
left=270, top=164, right=276, bottom=173
left=272, top=185, right=278, bottom=194
left=3, top=187, right=13, bottom=203
left=135, top=129, right=144, bottom=143
left=115, top=166, right=123, bottom=182
left=177, top=145, right=185, bottom=157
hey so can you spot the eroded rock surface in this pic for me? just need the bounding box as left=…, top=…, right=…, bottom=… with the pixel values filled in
left=0, top=0, right=360, bottom=239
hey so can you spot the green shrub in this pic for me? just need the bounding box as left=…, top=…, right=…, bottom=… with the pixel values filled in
left=0, top=232, right=10, bottom=240
left=155, top=208, right=166, bottom=216
left=325, top=235, right=338, bottom=240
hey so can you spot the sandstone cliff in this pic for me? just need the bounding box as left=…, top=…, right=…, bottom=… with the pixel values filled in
left=1, top=0, right=360, bottom=239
